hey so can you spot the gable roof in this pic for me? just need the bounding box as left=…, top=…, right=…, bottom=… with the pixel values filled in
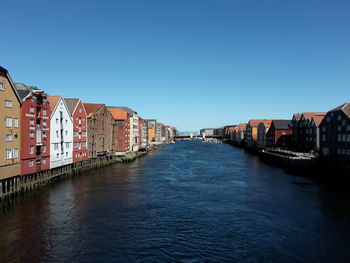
left=0, top=66, right=22, bottom=104
left=248, top=119, right=270, bottom=128
left=272, top=119, right=291, bottom=130
left=108, top=106, right=137, bottom=115
left=301, top=112, right=326, bottom=121
left=258, top=120, right=272, bottom=128
left=83, top=103, right=104, bottom=117
left=64, top=98, right=80, bottom=115
left=312, top=115, right=325, bottom=127
left=14, top=83, right=32, bottom=101
left=47, top=96, right=61, bottom=112
left=292, top=113, right=302, bottom=121
left=107, top=107, right=129, bottom=120
left=330, top=102, right=350, bottom=117
left=238, top=123, right=247, bottom=131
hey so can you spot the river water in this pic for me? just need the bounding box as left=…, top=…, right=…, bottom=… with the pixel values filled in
left=1, top=140, right=350, bottom=262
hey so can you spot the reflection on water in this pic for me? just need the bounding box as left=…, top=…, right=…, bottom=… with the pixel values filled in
left=1, top=141, right=350, bottom=262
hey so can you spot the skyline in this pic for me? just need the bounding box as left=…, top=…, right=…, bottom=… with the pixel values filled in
left=1, top=0, right=350, bottom=131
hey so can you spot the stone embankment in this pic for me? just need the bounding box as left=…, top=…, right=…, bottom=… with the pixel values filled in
left=0, top=142, right=168, bottom=203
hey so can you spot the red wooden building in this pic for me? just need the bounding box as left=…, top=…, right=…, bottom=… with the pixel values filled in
left=15, top=83, right=51, bottom=175
left=266, top=120, right=292, bottom=148
left=107, top=107, right=131, bottom=153
left=65, top=98, right=88, bottom=163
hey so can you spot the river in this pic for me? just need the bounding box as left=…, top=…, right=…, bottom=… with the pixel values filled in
left=1, top=140, right=350, bottom=262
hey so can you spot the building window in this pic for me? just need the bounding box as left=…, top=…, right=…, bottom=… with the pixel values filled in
left=42, top=158, right=46, bottom=164
left=65, top=119, right=68, bottom=124
left=0, top=83, right=4, bottom=90
left=29, top=160, right=34, bottom=167
left=56, top=153, right=60, bottom=159
left=31, top=97, right=36, bottom=102
left=337, top=125, right=341, bottom=131
left=65, top=142, right=69, bottom=148
left=5, top=117, right=13, bottom=127
left=29, top=145, right=34, bottom=154
left=347, top=134, right=350, bottom=142
left=56, top=130, right=59, bottom=137
left=6, top=149, right=13, bottom=159
left=4, top=100, right=13, bottom=108
left=5, top=134, right=13, bottom=142
left=43, top=109, right=46, bottom=116
left=338, top=115, right=342, bottom=121
left=338, top=134, right=341, bottom=142
left=66, top=152, right=68, bottom=157
left=65, top=130, right=68, bottom=136
left=54, top=143, right=59, bottom=150
left=14, top=118, right=18, bottom=128
left=43, top=120, right=47, bottom=126
left=56, top=118, right=59, bottom=124
left=43, top=145, right=46, bottom=152
left=30, top=131, right=34, bottom=138
left=30, top=106, right=34, bottom=113
left=342, top=134, right=346, bottom=142
left=347, top=125, right=350, bottom=131
left=13, top=148, right=18, bottom=158
left=30, top=119, right=35, bottom=126
left=337, top=148, right=341, bottom=155
left=43, top=132, right=47, bottom=138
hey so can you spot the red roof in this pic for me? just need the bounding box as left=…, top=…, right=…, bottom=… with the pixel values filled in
left=83, top=103, right=104, bottom=117
left=47, top=96, right=61, bottom=111
left=108, top=107, right=128, bottom=120
left=312, top=115, right=325, bottom=127
left=238, top=123, right=247, bottom=131
left=248, top=119, right=270, bottom=128
left=330, top=102, right=350, bottom=117
left=301, top=112, right=326, bottom=121
left=293, top=113, right=302, bottom=121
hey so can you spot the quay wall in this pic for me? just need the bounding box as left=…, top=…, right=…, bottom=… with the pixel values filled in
left=0, top=144, right=162, bottom=202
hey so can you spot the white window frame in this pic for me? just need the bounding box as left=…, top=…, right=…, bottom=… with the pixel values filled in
left=29, top=145, right=34, bottom=154
left=6, top=149, right=13, bottom=159
left=5, top=117, right=13, bottom=127
left=14, top=118, right=19, bottom=128
left=29, top=160, right=34, bottom=167
left=0, top=82, right=4, bottom=90
left=4, top=100, right=13, bottom=108
left=30, top=106, right=35, bottom=113
left=5, top=134, right=13, bottom=142
left=13, top=148, right=18, bottom=158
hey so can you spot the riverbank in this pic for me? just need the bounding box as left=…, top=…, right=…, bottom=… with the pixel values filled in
left=0, top=142, right=168, bottom=203
left=224, top=140, right=350, bottom=179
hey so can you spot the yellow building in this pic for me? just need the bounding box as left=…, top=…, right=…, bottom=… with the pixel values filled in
left=147, top=121, right=156, bottom=142
left=0, top=66, right=21, bottom=180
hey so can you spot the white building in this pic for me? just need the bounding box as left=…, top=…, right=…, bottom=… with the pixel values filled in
left=47, top=96, right=73, bottom=169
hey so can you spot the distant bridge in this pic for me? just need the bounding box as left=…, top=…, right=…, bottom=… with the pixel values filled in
left=174, top=135, right=222, bottom=140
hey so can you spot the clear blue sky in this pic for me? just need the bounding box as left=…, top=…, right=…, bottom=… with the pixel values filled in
left=2, top=0, right=349, bottom=132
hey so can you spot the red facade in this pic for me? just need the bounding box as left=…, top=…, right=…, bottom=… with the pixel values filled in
left=71, top=100, right=88, bottom=163
left=20, top=91, right=51, bottom=175
left=138, top=117, right=144, bottom=148
left=115, top=119, right=130, bottom=152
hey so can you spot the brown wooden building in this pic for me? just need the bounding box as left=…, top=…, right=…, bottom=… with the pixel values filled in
left=84, top=103, right=115, bottom=159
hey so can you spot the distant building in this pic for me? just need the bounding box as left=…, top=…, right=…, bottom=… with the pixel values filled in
left=237, top=123, right=247, bottom=144
left=147, top=119, right=157, bottom=142
left=15, top=83, right=51, bottom=175
left=292, top=112, right=326, bottom=151
left=320, top=102, right=350, bottom=158
left=139, top=117, right=148, bottom=149
left=0, top=67, right=22, bottom=180
left=199, top=128, right=215, bottom=136
left=257, top=120, right=272, bottom=149
left=305, top=115, right=325, bottom=152
left=266, top=120, right=292, bottom=148
left=246, top=119, right=270, bottom=148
